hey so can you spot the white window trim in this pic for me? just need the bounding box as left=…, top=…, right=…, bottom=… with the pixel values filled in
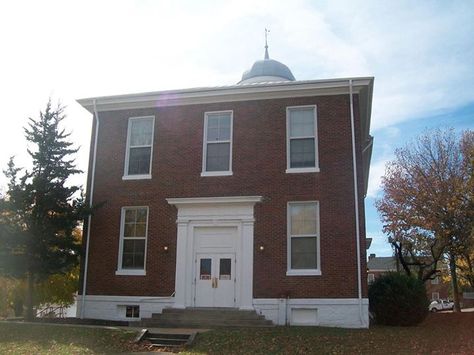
left=286, top=105, right=319, bottom=174
left=116, top=206, right=149, bottom=276
left=286, top=201, right=321, bottom=276
left=123, top=116, right=155, bottom=180
left=201, top=110, right=233, bottom=177
left=431, top=276, right=439, bottom=285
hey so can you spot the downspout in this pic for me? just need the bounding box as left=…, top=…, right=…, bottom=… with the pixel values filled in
left=80, top=99, right=100, bottom=319
left=349, top=79, right=365, bottom=327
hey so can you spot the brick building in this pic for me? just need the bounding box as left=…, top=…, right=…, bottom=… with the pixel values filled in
left=76, top=46, right=374, bottom=328
left=366, top=254, right=451, bottom=301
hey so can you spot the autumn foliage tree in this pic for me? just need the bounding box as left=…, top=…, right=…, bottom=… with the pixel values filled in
left=0, top=101, right=87, bottom=320
left=376, top=129, right=474, bottom=312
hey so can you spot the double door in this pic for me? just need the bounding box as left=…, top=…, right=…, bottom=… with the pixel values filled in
left=194, top=253, right=235, bottom=307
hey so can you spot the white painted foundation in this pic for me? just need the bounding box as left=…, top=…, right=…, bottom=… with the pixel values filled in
left=76, top=295, right=173, bottom=321
left=77, top=295, right=368, bottom=328
left=253, top=298, right=369, bottom=328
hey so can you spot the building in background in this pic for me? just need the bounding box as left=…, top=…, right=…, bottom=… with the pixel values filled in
left=367, top=254, right=451, bottom=302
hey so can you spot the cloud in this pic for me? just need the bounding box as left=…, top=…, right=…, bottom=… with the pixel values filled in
left=366, top=233, right=392, bottom=257
left=366, top=159, right=388, bottom=198
left=0, top=0, right=473, bottom=191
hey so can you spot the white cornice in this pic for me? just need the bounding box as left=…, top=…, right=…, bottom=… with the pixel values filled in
left=76, top=77, right=374, bottom=113
left=166, top=196, right=263, bottom=206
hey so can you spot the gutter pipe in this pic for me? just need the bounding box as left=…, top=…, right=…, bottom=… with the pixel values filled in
left=349, top=79, right=366, bottom=327
left=80, top=99, right=100, bottom=319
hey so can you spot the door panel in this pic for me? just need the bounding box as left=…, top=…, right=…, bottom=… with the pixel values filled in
left=195, top=255, right=214, bottom=307
left=195, top=253, right=235, bottom=307
left=214, top=256, right=235, bottom=307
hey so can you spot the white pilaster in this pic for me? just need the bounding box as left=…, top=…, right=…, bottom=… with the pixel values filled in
left=240, top=219, right=255, bottom=310
left=173, top=220, right=188, bottom=309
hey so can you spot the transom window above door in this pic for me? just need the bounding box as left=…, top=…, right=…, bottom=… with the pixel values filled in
left=201, top=111, right=233, bottom=176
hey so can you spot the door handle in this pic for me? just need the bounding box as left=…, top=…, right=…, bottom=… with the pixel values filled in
left=211, top=277, right=218, bottom=288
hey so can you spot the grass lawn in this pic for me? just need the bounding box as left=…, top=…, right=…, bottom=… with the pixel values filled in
left=0, top=322, right=143, bottom=354
left=1, top=312, right=473, bottom=354
left=186, top=312, right=474, bottom=355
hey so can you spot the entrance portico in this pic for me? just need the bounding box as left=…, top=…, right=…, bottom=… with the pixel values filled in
left=166, top=196, right=262, bottom=310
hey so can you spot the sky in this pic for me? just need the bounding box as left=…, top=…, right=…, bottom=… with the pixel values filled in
left=0, top=0, right=473, bottom=257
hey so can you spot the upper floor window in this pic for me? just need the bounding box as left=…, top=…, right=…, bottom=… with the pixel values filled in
left=124, top=116, right=154, bottom=179
left=201, top=111, right=233, bottom=176
left=286, top=106, right=319, bottom=173
left=287, top=201, right=321, bottom=276
left=368, top=273, right=375, bottom=284
left=116, top=206, right=148, bottom=276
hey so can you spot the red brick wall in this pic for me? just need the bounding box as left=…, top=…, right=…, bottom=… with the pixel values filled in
left=80, top=93, right=368, bottom=299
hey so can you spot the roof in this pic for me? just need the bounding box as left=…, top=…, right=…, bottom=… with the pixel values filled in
left=239, top=58, right=295, bottom=84
left=367, top=257, right=398, bottom=271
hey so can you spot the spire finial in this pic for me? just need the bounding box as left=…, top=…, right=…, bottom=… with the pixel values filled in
left=264, top=28, right=270, bottom=59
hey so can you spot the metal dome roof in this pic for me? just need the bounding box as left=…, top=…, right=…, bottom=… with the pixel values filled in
left=238, top=42, right=295, bottom=84
left=239, top=58, right=295, bottom=84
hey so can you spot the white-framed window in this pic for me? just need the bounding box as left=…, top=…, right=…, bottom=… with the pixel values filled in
left=432, top=292, right=440, bottom=301
left=431, top=276, right=439, bottom=285
left=125, top=305, right=140, bottom=318
left=287, top=201, right=321, bottom=276
left=286, top=105, right=319, bottom=173
left=123, top=116, right=155, bottom=180
left=368, top=273, right=375, bottom=284
left=116, top=206, right=148, bottom=276
left=201, top=111, right=233, bottom=176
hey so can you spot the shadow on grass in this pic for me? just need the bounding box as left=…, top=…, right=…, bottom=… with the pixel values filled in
left=185, top=313, right=474, bottom=355
left=0, top=322, right=138, bottom=354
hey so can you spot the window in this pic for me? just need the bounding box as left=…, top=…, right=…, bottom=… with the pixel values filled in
left=125, top=305, right=140, bottom=318
left=431, top=276, right=439, bottom=285
left=286, top=106, right=319, bottom=173
left=432, top=292, right=440, bottom=301
left=219, top=258, right=231, bottom=280
left=202, top=111, right=233, bottom=176
left=200, top=258, right=212, bottom=280
left=116, top=207, right=148, bottom=275
left=287, top=202, right=320, bottom=276
left=368, top=273, right=375, bottom=284
left=124, top=116, right=154, bottom=179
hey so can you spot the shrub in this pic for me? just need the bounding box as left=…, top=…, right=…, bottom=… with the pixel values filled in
left=369, top=272, right=429, bottom=326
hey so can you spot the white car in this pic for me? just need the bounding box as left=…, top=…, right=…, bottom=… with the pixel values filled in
left=429, top=299, right=454, bottom=312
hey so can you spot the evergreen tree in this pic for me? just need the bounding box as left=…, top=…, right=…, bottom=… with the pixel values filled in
left=0, top=100, right=87, bottom=320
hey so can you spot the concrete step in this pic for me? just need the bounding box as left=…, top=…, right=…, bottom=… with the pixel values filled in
left=140, top=331, right=194, bottom=347
left=140, top=319, right=274, bottom=328
left=141, top=307, right=274, bottom=328
left=152, top=313, right=266, bottom=321
left=162, top=307, right=257, bottom=315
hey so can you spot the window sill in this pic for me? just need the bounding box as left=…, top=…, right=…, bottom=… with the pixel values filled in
left=122, top=174, right=152, bottom=180
left=115, top=270, right=146, bottom=276
left=286, top=167, right=320, bottom=174
left=201, top=171, right=233, bottom=177
left=286, top=269, right=321, bottom=276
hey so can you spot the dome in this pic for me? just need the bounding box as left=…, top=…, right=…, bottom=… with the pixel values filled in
left=238, top=45, right=295, bottom=84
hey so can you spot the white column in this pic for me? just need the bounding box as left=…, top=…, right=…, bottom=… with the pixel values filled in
left=173, top=220, right=188, bottom=309
left=240, top=219, right=255, bottom=310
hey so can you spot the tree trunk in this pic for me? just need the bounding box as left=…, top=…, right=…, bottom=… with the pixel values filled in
left=25, top=272, right=35, bottom=321
left=449, top=253, right=461, bottom=312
